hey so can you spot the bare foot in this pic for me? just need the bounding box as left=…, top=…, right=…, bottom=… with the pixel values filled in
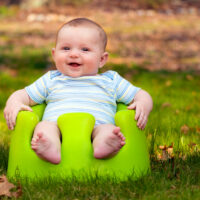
left=31, top=132, right=61, bottom=164
left=93, top=127, right=125, bottom=159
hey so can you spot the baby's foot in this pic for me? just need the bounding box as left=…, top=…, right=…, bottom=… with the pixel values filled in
left=31, top=132, right=61, bottom=164
left=94, top=127, right=125, bottom=159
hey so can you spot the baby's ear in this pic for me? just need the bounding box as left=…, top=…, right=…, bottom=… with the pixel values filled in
left=52, top=48, right=56, bottom=59
left=99, top=52, right=109, bottom=68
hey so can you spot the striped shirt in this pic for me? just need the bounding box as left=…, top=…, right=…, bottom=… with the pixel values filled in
left=25, top=70, right=140, bottom=125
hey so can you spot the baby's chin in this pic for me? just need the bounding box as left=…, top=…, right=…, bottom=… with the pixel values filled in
left=62, top=72, right=84, bottom=78
left=62, top=71, right=98, bottom=78
left=58, top=70, right=81, bottom=78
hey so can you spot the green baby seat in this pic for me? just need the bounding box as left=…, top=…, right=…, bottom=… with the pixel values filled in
left=7, top=103, right=150, bottom=181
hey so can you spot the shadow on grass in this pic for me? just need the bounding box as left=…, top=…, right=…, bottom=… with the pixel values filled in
left=0, top=45, right=51, bottom=70
left=0, top=144, right=8, bottom=174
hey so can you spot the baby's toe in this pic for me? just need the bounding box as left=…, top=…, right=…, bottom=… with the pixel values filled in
left=33, top=134, right=40, bottom=142
left=31, top=138, right=38, bottom=144
left=121, top=141, right=126, bottom=146
left=121, top=136, right=125, bottom=141
left=113, top=127, right=120, bottom=134
left=31, top=144, right=37, bottom=150
left=118, top=132, right=125, bottom=140
left=31, top=138, right=36, bottom=143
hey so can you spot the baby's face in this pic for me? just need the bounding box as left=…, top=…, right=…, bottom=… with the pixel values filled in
left=52, top=26, right=107, bottom=77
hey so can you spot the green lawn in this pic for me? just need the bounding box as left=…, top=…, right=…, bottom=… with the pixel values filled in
left=0, top=66, right=199, bottom=199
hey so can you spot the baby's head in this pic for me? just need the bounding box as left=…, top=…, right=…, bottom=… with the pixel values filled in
left=52, top=18, right=108, bottom=78
left=56, top=18, right=107, bottom=51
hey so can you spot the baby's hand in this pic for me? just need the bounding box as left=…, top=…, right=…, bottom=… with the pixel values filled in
left=4, top=102, right=32, bottom=130
left=127, top=101, right=150, bottom=130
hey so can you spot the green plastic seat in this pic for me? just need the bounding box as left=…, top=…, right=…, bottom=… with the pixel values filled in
left=7, top=103, right=150, bottom=181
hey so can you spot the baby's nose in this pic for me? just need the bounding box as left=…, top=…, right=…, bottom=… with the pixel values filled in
left=69, top=49, right=79, bottom=58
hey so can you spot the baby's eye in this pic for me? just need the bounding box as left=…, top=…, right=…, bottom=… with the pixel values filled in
left=82, top=47, right=89, bottom=52
left=63, top=47, right=70, bottom=50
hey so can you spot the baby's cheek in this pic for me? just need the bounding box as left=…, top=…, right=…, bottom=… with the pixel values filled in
left=57, top=57, right=65, bottom=64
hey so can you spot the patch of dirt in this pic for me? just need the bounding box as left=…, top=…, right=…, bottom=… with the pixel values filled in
left=109, top=29, right=200, bottom=71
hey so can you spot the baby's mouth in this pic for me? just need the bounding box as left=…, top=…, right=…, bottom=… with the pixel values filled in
left=68, top=62, right=81, bottom=67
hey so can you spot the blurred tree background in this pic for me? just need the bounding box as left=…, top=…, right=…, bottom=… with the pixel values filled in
left=1, top=0, right=200, bottom=9
left=0, top=0, right=200, bottom=72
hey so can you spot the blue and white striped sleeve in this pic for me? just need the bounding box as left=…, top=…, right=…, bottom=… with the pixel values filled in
left=25, top=71, right=50, bottom=104
left=113, top=71, right=140, bottom=104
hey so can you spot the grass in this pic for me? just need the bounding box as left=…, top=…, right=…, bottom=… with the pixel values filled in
left=0, top=45, right=51, bottom=70
left=8, top=157, right=199, bottom=200
left=0, top=65, right=199, bottom=199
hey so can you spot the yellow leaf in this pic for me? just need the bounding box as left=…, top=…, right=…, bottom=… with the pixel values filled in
left=167, top=147, right=173, bottom=155
left=181, top=125, right=190, bottom=134
left=165, top=80, right=172, bottom=87
left=159, top=145, right=167, bottom=150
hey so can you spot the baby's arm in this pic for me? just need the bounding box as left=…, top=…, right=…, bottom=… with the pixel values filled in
left=4, top=89, right=37, bottom=130
left=127, top=89, right=153, bottom=130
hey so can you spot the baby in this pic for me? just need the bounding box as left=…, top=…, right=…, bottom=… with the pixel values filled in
left=4, top=18, right=153, bottom=164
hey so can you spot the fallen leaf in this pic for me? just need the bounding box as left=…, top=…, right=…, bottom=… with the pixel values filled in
left=185, top=106, right=191, bottom=111
left=0, top=175, right=15, bottom=197
left=188, top=142, right=197, bottom=148
left=182, top=155, right=186, bottom=160
left=186, top=75, right=193, bottom=80
left=165, top=80, right=172, bottom=87
left=192, top=91, right=196, bottom=96
left=161, top=149, right=168, bottom=161
left=0, top=175, right=22, bottom=198
left=168, top=143, right=174, bottom=148
left=158, top=144, right=174, bottom=160
left=196, top=127, right=200, bottom=134
left=181, top=124, right=190, bottom=134
left=171, top=185, right=176, bottom=189
left=167, top=147, right=173, bottom=155
left=159, top=145, right=167, bottom=150
left=158, top=145, right=168, bottom=160
left=161, top=102, right=171, bottom=108
left=157, top=153, right=162, bottom=160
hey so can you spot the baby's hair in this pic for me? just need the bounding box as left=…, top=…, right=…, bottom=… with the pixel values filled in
left=56, top=18, right=107, bottom=50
